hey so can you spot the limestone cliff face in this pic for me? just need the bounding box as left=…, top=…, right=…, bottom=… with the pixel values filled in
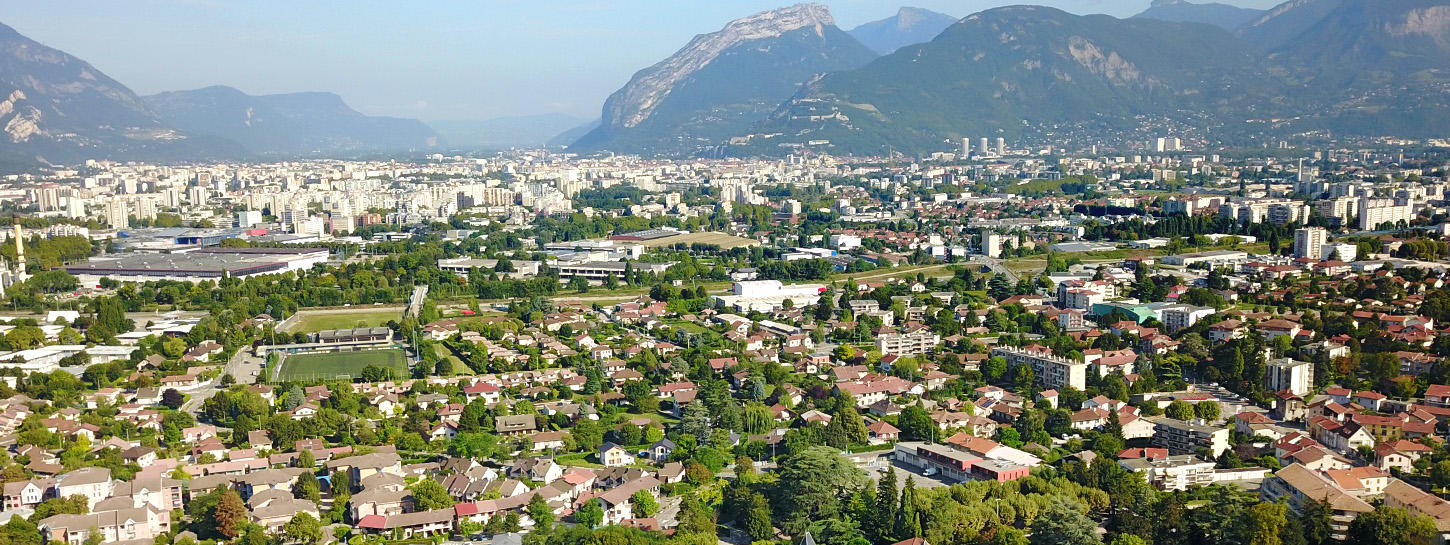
left=602, top=3, right=835, bottom=130
left=573, top=3, right=877, bottom=155
left=0, top=22, right=163, bottom=140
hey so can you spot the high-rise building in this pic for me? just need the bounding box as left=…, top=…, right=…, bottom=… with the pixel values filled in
left=1292, top=227, right=1327, bottom=260
left=995, top=137, right=1006, bottom=156
left=103, top=200, right=129, bottom=229
left=979, top=138, right=990, bottom=156
left=1265, top=358, right=1314, bottom=397
left=982, top=232, right=1002, bottom=258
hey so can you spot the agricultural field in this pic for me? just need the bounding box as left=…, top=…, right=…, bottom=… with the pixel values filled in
left=273, top=348, right=409, bottom=382
left=281, top=307, right=404, bottom=332
left=641, top=231, right=759, bottom=249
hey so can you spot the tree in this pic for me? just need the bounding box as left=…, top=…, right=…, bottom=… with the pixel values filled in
left=772, top=446, right=869, bottom=535
left=575, top=498, right=604, bottom=528
left=992, top=525, right=1031, bottom=545
left=297, top=449, right=315, bottom=469
left=293, top=471, right=321, bottom=503
left=874, top=465, right=898, bottom=543
left=1194, top=400, right=1222, bottom=422
left=825, top=405, right=868, bottom=448
left=985, top=356, right=1009, bottom=381
left=5, top=326, right=44, bottom=350
left=410, top=478, right=453, bottom=510
left=895, top=476, right=921, bottom=539
left=32, top=495, right=88, bottom=520
left=631, top=490, right=659, bottom=518
left=359, top=364, right=393, bottom=383
left=681, top=401, right=712, bottom=442
left=282, top=512, right=322, bottom=544
left=898, top=404, right=934, bottom=442
left=1108, top=536, right=1146, bottom=545
left=1345, top=505, right=1437, bottom=545
left=1165, top=400, right=1194, bottom=421
left=214, top=490, right=247, bottom=539
left=1029, top=497, right=1100, bottom=545
left=161, top=388, right=185, bottom=409
left=1244, top=501, right=1288, bottom=545
left=527, top=492, right=554, bottom=534
left=741, top=490, right=773, bottom=541
left=1432, top=460, right=1450, bottom=490
left=1296, top=498, right=1333, bottom=545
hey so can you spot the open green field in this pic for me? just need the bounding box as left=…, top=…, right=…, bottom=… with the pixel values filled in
left=275, top=348, right=408, bottom=382
left=283, top=308, right=403, bottom=332
left=431, top=344, right=470, bottom=376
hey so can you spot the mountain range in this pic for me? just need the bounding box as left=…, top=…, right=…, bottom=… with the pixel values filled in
left=0, top=22, right=242, bottom=170
left=6, top=0, right=1450, bottom=165
left=744, top=5, right=1285, bottom=154
left=569, top=3, right=880, bottom=156
left=1132, top=0, right=1264, bottom=30
left=143, top=86, right=438, bottom=156
left=0, top=21, right=441, bottom=168
left=725, top=0, right=1450, bottom=156
left=846, top=7, right=958, bottom=54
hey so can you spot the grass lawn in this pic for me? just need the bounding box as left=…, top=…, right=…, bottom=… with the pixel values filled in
left=834, top=263, right=953, bottom=283
left=285, top=308, right=403, bottom=332
left=275, top=348, right=409, bottom=382
left=432, top=344, right=470, bottom=375
left=663, top=318, right=709, bottom=334
left=555, top=452, right=605, bottom=468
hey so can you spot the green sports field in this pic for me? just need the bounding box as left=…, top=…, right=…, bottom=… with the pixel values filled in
left=274, top=348, right=409, bottom=382
left=282, top=308, right=404, bottom=333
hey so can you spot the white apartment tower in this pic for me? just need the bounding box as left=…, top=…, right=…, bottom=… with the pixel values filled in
left=982, top=232, right=1002, bottom=258
left=1265, top=358, right=1314, bottom=397
left=1292, top=227, right=1327, bottom=260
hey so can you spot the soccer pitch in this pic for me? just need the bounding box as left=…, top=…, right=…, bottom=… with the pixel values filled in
left=274, top=348, right=409, bottom=382
left=282, top=308, right=403, bottom=332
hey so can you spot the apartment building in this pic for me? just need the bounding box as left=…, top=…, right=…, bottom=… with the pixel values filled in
left=1150, top=417, right=1231, bottom=457
left=1293, top=227, right=1327, bottom=260
left=1118, top=455, right=1216, bottom=491
left=1260, top=464, right=1373, bottom=541
left=1358, top=197, right=1416, bottom=230
left=1159, top=304, right=1216, bottom=333
left=1265, top=358, right=1315, bottom=397
left=876, top=330, right=941, bottom=356
left=991, top=345, right=1089, bottom=390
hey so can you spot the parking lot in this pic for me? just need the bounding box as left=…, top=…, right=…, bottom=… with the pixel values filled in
left=853, top=450, right=954, bottom=490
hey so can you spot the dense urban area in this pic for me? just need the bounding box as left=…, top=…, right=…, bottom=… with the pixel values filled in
left=0, top=142, right=1444, bottom=545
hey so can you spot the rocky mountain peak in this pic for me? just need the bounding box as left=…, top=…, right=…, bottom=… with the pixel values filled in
left=602, top=3, right=838, bottom=130
left=895, top=6, right=947, bottom=28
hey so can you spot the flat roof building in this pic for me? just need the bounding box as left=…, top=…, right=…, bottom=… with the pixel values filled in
left=64, top=248, right=328, bottom=285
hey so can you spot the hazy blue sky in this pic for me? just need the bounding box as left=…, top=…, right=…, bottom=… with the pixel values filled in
left=2, top=0, right=1279, bottom=122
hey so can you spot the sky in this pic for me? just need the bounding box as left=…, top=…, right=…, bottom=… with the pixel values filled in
left=1, top=0, right=1281, bottom=123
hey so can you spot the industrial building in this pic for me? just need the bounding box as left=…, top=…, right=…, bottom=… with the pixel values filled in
left=64, top=247, right=329, bottom=285
left=713, top=280, right=825, bottom=313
